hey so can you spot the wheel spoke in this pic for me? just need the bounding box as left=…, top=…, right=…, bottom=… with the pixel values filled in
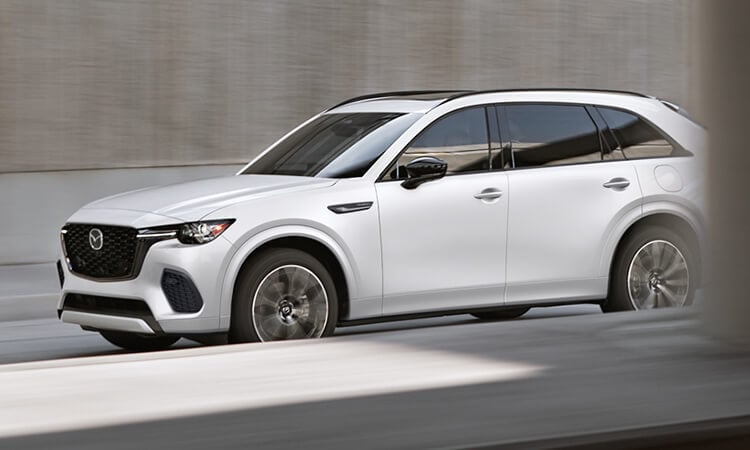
left=641, top=291, right=657, bottom=309
left=660, top=246, right=677, bottom=272
left=664, top=278, right=689, bottom=288
left=660, top=285, right=683, bottom=307
left=661, top=259, right=687, bottom=280
left=299, top=318, right=316, bottom=336
left=261, top=315, right=284, bottom=339
left=255, top=302, right=276, bottom=315
left=653, top=242, right=667, bottom=269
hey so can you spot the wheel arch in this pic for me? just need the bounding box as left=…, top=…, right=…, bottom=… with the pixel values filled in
left=219, top=226, right=356, bottom=329
left=608, top=212, right=703, bottom=292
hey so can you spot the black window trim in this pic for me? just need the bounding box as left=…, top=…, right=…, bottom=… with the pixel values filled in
left=376, top=104, right=494, bottom=182
left=594, top=104, right=693, bottom=160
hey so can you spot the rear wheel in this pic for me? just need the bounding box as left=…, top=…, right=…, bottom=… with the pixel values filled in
left=471, top=307, right=530, bottom=321
left=603, top=225, right=696, bottom=312
left=100, top=330, right=180, bottom=352
left=230, top=248, right=338, bottom=343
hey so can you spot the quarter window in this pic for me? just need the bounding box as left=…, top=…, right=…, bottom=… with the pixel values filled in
left=387, top=107, right=489, bottom=179
left=505, top=104, right=602, bottom=168
left=596, top=107, right=674, bottom=159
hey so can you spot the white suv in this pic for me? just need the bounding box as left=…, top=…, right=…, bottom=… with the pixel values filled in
left=57, top=89, right=706, bottom=350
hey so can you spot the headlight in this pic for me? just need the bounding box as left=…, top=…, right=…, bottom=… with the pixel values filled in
left=177, top=219, right=235, bottom=245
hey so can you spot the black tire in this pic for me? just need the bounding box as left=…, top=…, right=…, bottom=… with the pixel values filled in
left=100, top=330, right=180, bottom=352
left=603, top=225, right=696, bottom=313
left=472, top=307, right=530, bottom=321
left=229, top=248, right=338, bottom=343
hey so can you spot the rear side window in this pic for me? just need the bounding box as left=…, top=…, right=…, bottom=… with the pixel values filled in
left=505, top=104, right=601, bottom=168
left=596, top=107, right=674, bottom=159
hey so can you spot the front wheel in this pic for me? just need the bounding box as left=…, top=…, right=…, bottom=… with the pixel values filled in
left=230, top=248, right=338, bottom=343
left=603, top=225, right=696, bottom=312
left=100, top=330, right=180, bottom=352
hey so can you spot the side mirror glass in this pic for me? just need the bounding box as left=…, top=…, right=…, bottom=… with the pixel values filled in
left=400, top=156, right=448, bottom=189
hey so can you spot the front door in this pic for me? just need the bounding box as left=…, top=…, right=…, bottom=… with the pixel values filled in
left=376, top=106, right=509, bottom=315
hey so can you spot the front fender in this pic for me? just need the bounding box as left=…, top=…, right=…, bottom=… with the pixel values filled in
left=217, top=224, right=360, bottom=329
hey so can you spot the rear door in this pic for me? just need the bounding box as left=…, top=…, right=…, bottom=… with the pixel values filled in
left=499, top=103, right=643, bottom=304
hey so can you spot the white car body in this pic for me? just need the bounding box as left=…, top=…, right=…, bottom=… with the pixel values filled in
left=57, top=90, right=706, bottom=339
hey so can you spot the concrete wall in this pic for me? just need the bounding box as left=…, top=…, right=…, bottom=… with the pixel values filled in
left=0, top=0, right=699, bottom=267
left=0, top=0, right=698, bottom=173
left=0, top=164, right=242, bottom=266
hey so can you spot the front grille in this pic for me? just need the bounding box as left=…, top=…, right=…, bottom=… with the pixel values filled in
left=161, top=269, right=204, bottom=313
left=62, top=224, right=138, bottom=280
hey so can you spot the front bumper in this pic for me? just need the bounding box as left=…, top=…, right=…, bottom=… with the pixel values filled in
left=58, top=235, right=234, bottom=335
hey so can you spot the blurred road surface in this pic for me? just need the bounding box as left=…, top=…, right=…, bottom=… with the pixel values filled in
left=0, top=304, right=599, bottom=365
left=0, top=305, right=749, bottom=449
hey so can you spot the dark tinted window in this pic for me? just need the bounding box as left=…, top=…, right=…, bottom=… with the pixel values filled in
left=243, top=112, right=420, bottom=178
left=597, top=107, right=674, bottom=159
left=387, top=107, right=489, bottom=179
left=506, top=104, right=601, bottom=168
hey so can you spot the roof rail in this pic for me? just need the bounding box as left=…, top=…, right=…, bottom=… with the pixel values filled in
left=437, top=88, right=651, bottom=106
left=328, top=90, right=472, bottom=111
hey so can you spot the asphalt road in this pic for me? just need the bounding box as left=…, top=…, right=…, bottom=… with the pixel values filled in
left=1, top=306, right=748, bottom=450
left=0, top=304, right=600, bottom=365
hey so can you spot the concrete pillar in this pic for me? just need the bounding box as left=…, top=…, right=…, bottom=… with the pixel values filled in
left=701, top=0, right=750, bottom=340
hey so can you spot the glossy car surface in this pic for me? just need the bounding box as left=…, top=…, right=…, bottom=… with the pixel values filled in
left=57, top=89, right=706, bottom=349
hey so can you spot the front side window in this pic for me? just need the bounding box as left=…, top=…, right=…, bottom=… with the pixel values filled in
left=596, top=107, right=674, bottom=159
left=386, top=106, right=489, bottom=179
left=505, top=104, right=602, bottom=168
left=243, top=112, right=421, bottom=178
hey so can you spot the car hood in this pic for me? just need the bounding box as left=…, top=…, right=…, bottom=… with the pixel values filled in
left=82, top=175, right=336, bottom=222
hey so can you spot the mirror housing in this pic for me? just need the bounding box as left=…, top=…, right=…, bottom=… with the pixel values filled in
left=400, top=156, right=448, bottom=189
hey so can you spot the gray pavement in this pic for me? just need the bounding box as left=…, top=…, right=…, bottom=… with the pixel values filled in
left=0, top=304, right=599, bottom=365
left=0, top=307, right=748, bottom=449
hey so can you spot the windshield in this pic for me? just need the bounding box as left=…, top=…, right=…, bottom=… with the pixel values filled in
left=242, top=112, right=421, bottom=178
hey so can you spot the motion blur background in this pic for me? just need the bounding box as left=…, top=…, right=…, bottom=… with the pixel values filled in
left=0, top=0, right=703, bottom=266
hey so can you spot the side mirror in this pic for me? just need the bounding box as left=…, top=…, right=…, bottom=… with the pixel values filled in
left=401, top=156, right=448, bottom=190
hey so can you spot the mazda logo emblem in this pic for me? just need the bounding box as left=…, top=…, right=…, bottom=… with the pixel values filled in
left=89, top=228, right=104, bottom=251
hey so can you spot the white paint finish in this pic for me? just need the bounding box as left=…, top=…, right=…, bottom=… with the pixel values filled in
left=59, top=230, right=235, bottom=332
left=654, top=165, right=683, bottom=192
left=377, top=172, right=508, bottom=314
left=506, top=278, right=608, bottom=305
left=504, top=162, right=642, bottom=303
left=0, top=340, right=544, bottom=438
left=214, top=178, right=384, bottom=321
left=60, top=311, right=154, bottom=334
left=84, top=175, right=335, bottom=222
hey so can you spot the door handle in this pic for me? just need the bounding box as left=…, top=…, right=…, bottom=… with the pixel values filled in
left=474, top=188, right=503, bottom=200
left=603, top=178, right=631, bottom=190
